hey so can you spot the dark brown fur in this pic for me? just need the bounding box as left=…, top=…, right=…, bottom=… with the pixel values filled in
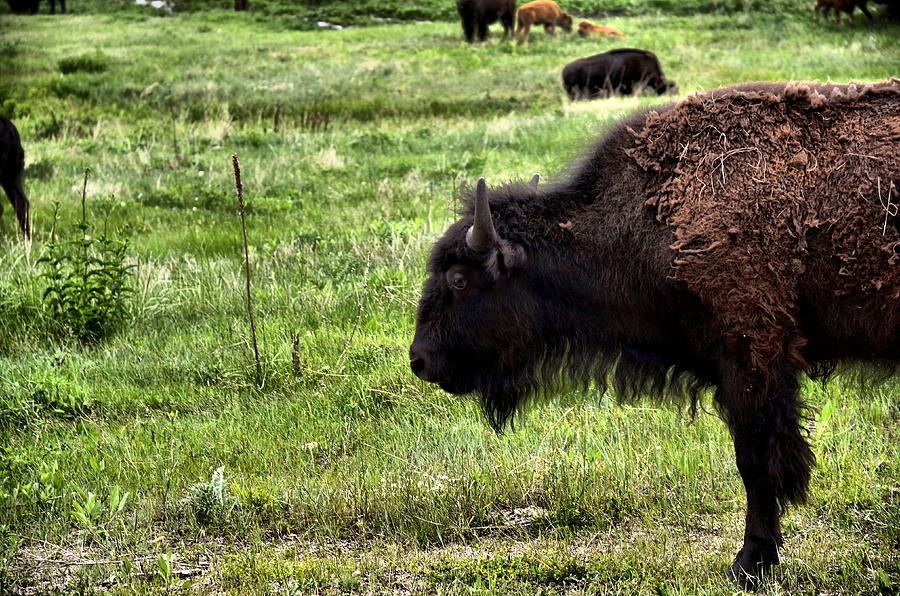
left=562, top=49, right=677, bottom=99
left=457, top=0, right=516, bottom=42
left=5, top=0, right=65, bottom=13
left=410, top=80, right=900, bottom=587
left=0, top=118, right=30, bottom=238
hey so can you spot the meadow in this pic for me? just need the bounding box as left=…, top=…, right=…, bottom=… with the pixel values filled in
left=0, top=1, right=899, bottom=593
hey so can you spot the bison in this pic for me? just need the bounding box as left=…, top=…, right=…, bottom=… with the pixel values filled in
left=813, top=0, right=873, bottom=23
left=514, top=0, right=573, bottom=45
left=457, top=0, right=516, bottom=42
left=562, top=48, right=677, bottom=99
left=0, top=118, right=30, bottom=239
left=409, top=81, right=900, bottom=587
left=5, top=0, right=65, bottom=13
left=577, top=19, right=626, bottom=38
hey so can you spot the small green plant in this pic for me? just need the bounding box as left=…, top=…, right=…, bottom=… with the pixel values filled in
left=156, top=552, right=175, bottom=587
left=39, top=170, right=134, bottom=343
left=71, top=486, right=102, bottom=528
left=188, top=465, right=229, bottom=525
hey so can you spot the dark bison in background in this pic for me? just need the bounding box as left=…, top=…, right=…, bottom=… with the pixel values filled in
left=563, top=48, right=677, bottom=99
left=815, top=0, right=900, bottom=21
left=410, top=81, right=900, bottom=587
left=457, top=0, right=516, bottom=42
left=0, top=118, right=30, bottom=238
left=5, top=0, right=65, bottom=13
left=814, top=0, right=874, bottom=23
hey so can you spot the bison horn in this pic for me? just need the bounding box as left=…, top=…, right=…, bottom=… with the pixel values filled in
left=466, top=177, right=499, bottom=252
left=529, top=173, right=540, bottom=189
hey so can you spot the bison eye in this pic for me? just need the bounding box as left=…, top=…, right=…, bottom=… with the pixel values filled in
left=450, top=272, right=467, bottom=291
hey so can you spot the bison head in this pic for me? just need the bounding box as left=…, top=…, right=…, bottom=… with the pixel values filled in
left=410, top=175, right=547, bottom=430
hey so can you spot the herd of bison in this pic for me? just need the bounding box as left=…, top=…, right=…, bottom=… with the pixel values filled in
left=2, top=0, right=900, bottom=591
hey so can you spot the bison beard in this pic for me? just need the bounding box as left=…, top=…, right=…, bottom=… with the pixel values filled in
left=410, top=80, right=900, bottom=588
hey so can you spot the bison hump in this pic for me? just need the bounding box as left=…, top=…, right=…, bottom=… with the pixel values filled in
left=627, top=80, right=900, bottom=369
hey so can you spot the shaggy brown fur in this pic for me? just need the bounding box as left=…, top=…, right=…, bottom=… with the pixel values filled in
left=577, top=20, right=626, bottom=38
left=515, top=0, right=573, bottom=44
left=813, top=0, right=873, bottom=23
left=628, top=80, right=900, bottom=380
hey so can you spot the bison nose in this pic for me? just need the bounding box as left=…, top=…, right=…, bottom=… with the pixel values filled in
left=409, top=344, right=432, bottom=382
left=410, top=355, right=427, bottom=379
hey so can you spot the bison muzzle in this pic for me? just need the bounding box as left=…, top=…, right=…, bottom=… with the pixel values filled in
left=410, top=81, right=900, bottom=587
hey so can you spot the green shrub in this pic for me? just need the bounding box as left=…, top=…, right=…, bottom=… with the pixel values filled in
left=38, top=174, right=134, bottom=343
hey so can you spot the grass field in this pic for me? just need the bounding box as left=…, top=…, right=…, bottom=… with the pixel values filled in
left=0, top=4, right=899, bottom=594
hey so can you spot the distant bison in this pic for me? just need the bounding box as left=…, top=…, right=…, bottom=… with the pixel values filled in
left=515, top=0, right=573, bottom=44
left=5, top=0, right=65, bottom=13
left=577, top=20, right=626, bottom=38
left=813, top=0, right=873, bottom=22
left=0, top=118, right=30, bottom=238
left=457, top=0, right=516, bottom=42
left=410, top=81, right=900, bottom=588
left=562, top=48, right=677, bottom=99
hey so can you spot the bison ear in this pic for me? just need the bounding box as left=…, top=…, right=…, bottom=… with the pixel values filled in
left=529, top=173, right=540, bottom=189
left=499, top=241, right=527, bottom=272
left=484, top=241, right=527, bottom=280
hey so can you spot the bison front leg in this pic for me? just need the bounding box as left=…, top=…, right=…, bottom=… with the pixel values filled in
left=719, top=358, right=814, bottom=588
left=1, top=176, right=30, bottom=239
left=516, top=22, right=531, bottom=44
left=501, top=14, right=514, bottom=38
left=462, top=19, right=476, bottom=43
left=477, top=16, right=489, bottom=42
left=858, top=2, right=874, bottom=21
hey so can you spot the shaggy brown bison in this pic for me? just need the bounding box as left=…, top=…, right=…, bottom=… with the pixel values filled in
left=410, top=81, right=900, bottom=587
left=0, top=118, right=30, bottom=238
left=457, top=0, right=516, bottom=42
left=562, top=49, right=677, bottom=99
left=813, top=0, right=873, bottom=22
left=577, top=20, right=626, bottom=38
left=514, top=0, right=573, bottom=44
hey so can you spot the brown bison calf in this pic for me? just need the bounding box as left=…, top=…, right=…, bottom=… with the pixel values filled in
left=515, top=0, right=573, bottom=44
left=813, top=0, right=873, bottom=23
left=577, top=20, right=626, bottom=38
left=0, top=118, right=30, bottom=238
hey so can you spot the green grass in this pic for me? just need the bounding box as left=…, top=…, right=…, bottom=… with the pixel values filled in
left=0, top=6, right=899, bottom=595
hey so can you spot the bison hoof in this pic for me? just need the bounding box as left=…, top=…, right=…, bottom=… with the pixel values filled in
left=726, top=540, right=780, bottom=590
